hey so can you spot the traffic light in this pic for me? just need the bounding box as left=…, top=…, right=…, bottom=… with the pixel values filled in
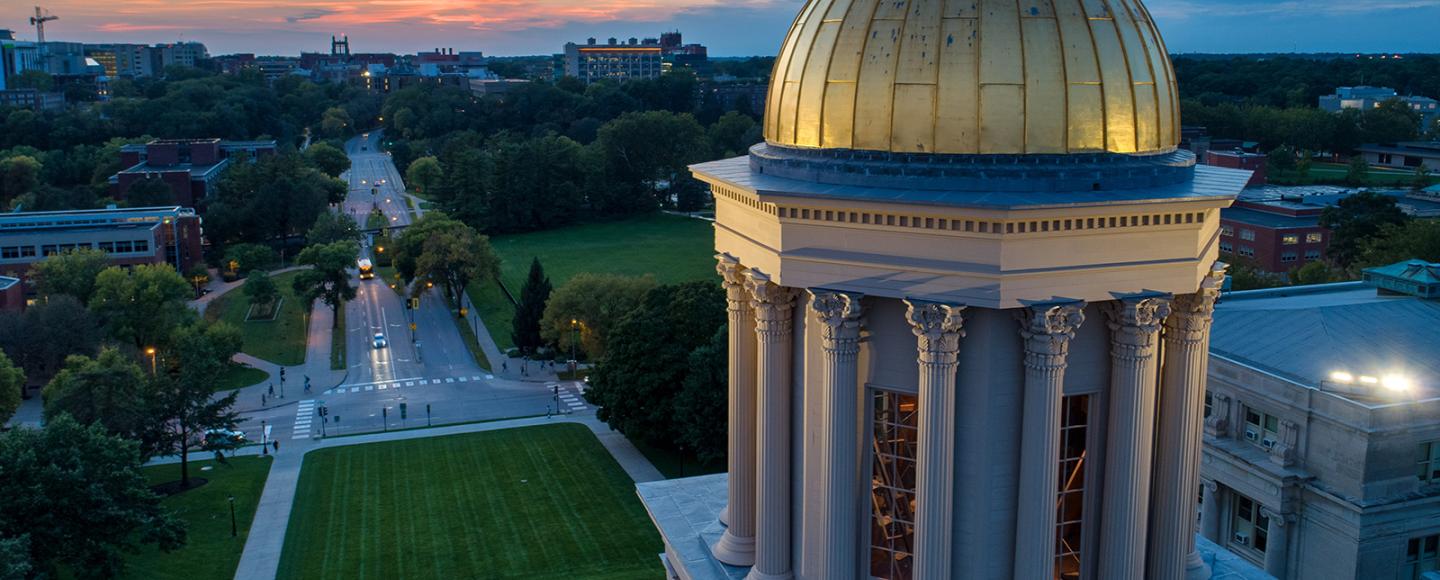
left=280, top=368, right=286, bottom=379
left=399, top=403, right=408, bottom=420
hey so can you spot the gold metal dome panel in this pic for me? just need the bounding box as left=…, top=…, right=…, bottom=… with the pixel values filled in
left=764, top=0, right=1180, bottom=155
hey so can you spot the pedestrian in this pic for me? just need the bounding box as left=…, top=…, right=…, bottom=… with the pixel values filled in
left=261, top=394, right=266, bottom=406
left=273, top=440, right=280, bottom=453
left=268, top=383, right=275, bottom=396
left=502, top=361, right=508, bottom=372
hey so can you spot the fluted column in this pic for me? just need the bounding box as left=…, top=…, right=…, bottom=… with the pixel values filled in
left=1097, top=295, right=1171, bottom=580
left=809, top=290, right=864, bottom=580
left=1261, top=507, right=1291, bottom=578
left=713, top=254, right=759, bottom=566
left=1013, top=302, right=1086, bottom=580
left=1150, top=264, right=1226, bottom=580
left=1199, top=480, right=1221, bottom=543
left=745, top=269, right=798, bottom=580
left=904, top=300, right=966, bottom=580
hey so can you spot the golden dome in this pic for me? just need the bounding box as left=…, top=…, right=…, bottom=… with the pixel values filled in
left=763, top=0, right=1180, bottom=156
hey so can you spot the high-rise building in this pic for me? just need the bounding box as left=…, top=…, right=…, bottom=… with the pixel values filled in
left=638, top=2, right=1251, bottom=580
left=561, top=31, right=707, bottom=83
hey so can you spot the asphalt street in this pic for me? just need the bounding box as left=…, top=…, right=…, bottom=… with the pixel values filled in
left=230, top=131, right=585, bottom=443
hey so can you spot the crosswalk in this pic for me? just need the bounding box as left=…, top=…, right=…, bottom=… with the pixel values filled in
left=293, top=400, right=316, bottom=438
left=321, top=374, right=489, bottom=396
left=555, top=383, right=588, bottom=413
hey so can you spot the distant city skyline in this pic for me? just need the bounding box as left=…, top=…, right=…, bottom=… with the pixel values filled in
left=6, top=0, right=1440, bottom=57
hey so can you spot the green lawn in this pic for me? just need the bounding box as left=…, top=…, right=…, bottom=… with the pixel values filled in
left=214, top=363, right=270, bottom=392
left=122, top=457, right=273, bottom=580
left=276, top=423, right=662, bottom=580
left=204, top=271, right=309, bottom=366
left=1271, top=162, right=1423, bottom=187
left=469, top=213, right=715, bottom=351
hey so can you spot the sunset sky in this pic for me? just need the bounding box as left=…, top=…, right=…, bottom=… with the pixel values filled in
left=8, top=0, right=1440, bottom=57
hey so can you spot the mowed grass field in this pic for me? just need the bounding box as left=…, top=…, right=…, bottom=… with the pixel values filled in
left=469, top=213, right=715, bottom=351
left=205, top=270, right=309, bottom=365
left=275, top=423, right=663, bottom=580
left=122, top=457, right=273, bottom=580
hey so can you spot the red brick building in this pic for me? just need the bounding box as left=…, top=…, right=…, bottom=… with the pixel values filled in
left=1219, top=200, right=1327, bottom=274
left=110, top=139, right=276, bottom=207
left=1207, top=149, right=1268, bottom=186
left=0, top=207, right=204, bottom=306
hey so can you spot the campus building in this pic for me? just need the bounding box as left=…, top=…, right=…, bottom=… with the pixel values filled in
left=561, top=31, right=708, bottom=83
left=109, top=138, right=277, bottom=207
left=1320, top=86, right=1440, bottom=131
left=0, top=206, right=204, bottom=304
left=1219, top=200, right=1328, bottom=274
left=1356, top=142, right=1440, bottom=173
left=1201, top=260, right=1440, bottom=579
left=637, top=1, right=1253, bottom=579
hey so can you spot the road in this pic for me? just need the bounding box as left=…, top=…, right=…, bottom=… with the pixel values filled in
left=287, top=130, right=583, bottom=438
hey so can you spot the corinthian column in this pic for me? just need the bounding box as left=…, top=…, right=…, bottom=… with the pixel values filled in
left=1097, top=295, right=1170, bottom=580
left=1149, top=264, right=1226, bottom=580
left=1013, top=302, right=1086, bottom=580
left=809, top=290, right=864, bottom=580
left=904, top=300, right=966, bottom=580
left=713, top=254, right=759, bottom=566
left=745, top=269, right=798, bottom=580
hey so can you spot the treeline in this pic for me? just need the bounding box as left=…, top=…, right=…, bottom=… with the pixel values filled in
left=1173, top=54, right=1440, bottom=109
left=1181, top=98, right=1429, bottom=154
left=0, top=67, right=377, bottom=213
left=391, top=76, right=762, bottom=234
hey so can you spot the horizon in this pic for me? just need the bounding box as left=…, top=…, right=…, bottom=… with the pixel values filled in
left=4, top=0, right=1440, bottom=58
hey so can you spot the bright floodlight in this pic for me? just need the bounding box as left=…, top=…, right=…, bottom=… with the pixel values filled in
left=1329, top=371, right=1355, bottom=383
left=1359, top=375, right=1379, bottom=385
left=1381, top=374, right=1412, bottom=392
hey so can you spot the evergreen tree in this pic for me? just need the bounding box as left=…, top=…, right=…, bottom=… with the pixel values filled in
left=511, top=258, right=552, bottom=355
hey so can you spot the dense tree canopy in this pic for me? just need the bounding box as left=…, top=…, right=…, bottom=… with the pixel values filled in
left=0, top=415, right=185, bottom=579
left=0, top=352, right=22, bottom=425
left=89, top=264, right=195, bottom=349
left=42, top=348, right=150, bottom=442
left=539, top=273, right=656, bottom=360
left=31, top=248, right=111, bottom=303
left=1319, top=191, right=1410, bottom=267
left=0, top=296, right=99, bottom=379
left=304, top=142, right=351, bottom=178
left=206, top=154, right=342, bottom=251
left=292, top=241, right=359, bottom=327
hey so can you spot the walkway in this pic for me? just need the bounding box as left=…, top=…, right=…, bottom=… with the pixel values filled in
left=230, top=413, right=661, bottom=580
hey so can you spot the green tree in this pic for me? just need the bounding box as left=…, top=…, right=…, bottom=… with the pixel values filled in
left=674, top=326, right=727, bottom=464
left=243, top=270, right=279, bottom=309
left=224, top=243, right=277, bottom=274
left=511, top=258, right=552, bottom=355
left=208, top=154, right=334, bottom=248
left=307, top=211, right=360, bottom=245
left=540, top=273, right=655, bottom=360
left=592, top=111, right=709, bottom=213
left=1344, top=156, right=1370, bottom=187
left=30, top=247, right=110, bottom=303
left=413, top=224, right=500, bottom=307
left=0, top=351, right=22, bottom=425
left=89, top=264, right=195, bottom=349
left=0, top=415, right=185, bottom=578
left=585, top=281, right=726, bottom=447
left=41, top=348, right=149, bottom=440
left=319, top=106, right=353, bottom=138
left=0, top=536, right=31, bottom=580
left=304, top=142, right=351, bottom=178
left=292, top=241, right=358, bottom=328
left=1360, top=220, right=1440, bottom=267
left=708, top=111, right=759, bottom=158
left=0, top=295, right=99, bottom=379
left=1227, top=259, right=1286, bottom=291
left=146, top=322, right=243, bottom=486
left=406, top=156, right=443, bottom=198
left=1412, top=165, right=1434, bottom=190
left=0, top=155, right=41, bottom=203
left=1319, top=191, right=1410, bottom=267
left=121, top=176, right=175, bottom=207
left=1291, top=260, right=1342, bottom=286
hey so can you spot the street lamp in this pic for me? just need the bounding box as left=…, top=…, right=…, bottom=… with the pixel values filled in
left=145, top=347, right=157, bottom=376
left=570, top=319, right=579, bottom=377
left=228, top=495, right=237, bottom=537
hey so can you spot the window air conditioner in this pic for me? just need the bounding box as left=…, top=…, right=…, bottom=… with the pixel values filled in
left=1233, top=532, right=1250, bottom=546
left=1262, top=437, right=1276, bottom=449
left=1245, top=428, right=1259, bottom=441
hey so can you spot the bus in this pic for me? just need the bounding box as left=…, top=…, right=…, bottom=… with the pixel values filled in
left=358, top=258, right=374, bottom=280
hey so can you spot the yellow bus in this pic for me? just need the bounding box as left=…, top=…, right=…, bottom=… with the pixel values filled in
left=358, top=258, right=374, bottom=280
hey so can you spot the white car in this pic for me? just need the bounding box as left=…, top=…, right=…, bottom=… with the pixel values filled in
left=373, top=333, right=388, bottom=349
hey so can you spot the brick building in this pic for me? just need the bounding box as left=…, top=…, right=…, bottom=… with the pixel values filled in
left=1208, top=150, right=1268, bottom=186
left=1219, top=200, right=1328, bottom=274
left=0, top=207, right=204, bottom=306
left=110, top=139, right=276, bottom=207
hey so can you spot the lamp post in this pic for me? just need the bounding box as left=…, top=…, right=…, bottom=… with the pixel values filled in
left=570, top=319, right=579, bottom=378
left=228, top=495, right=237, bottom=537
left=145, top=347, right=157, bottom=376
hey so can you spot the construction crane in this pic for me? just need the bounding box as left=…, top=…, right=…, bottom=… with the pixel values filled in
left=29, top=6, right=58, bottom=43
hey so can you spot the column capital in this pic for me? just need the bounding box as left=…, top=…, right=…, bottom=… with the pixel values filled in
left=1201, top=478, right=1219, bottom=493
left=1017, top=302, right=1086, bottom=366
left=809, top=289, right=864, bottom=350
left=1105, top=295, right=1171, bottom=358
left=1260, top=507, right=1293, bottom=528
left=904, top=299, right=966, bottom=361
left=745, top=269, right=797, bottom=336
left=1166, top=263, right=1228, bottom=340
left=717, top=253, right=750, bottom=305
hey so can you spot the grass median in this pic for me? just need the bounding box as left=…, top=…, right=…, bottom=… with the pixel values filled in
left=276, top=423, right=661, bottom=580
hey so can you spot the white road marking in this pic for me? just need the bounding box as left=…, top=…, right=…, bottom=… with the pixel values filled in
left=484, top=375, right=492, bottom=380
left=405, top=381, right=414, bottom=387
left=445, top=378, right=455, bottom=383
left=458, top=376, right=468, bottom=382
left=378, top=384, right=388, bottom=390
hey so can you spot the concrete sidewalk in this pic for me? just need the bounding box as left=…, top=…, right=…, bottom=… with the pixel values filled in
left=231, top=413, right=662, bottom=580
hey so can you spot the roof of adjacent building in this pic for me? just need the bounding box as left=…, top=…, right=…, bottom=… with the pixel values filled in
left=1220, top=206, right=1321, bottom=229
left=1356, top=141, right=1440, bottom=156
left=1211, top=274, right=1440, bottom=402
left=116, top=159, right=229, bottom=181
left=0, top=277, right=19, bottom=291
left=0, top=206, right=194, bottom=232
